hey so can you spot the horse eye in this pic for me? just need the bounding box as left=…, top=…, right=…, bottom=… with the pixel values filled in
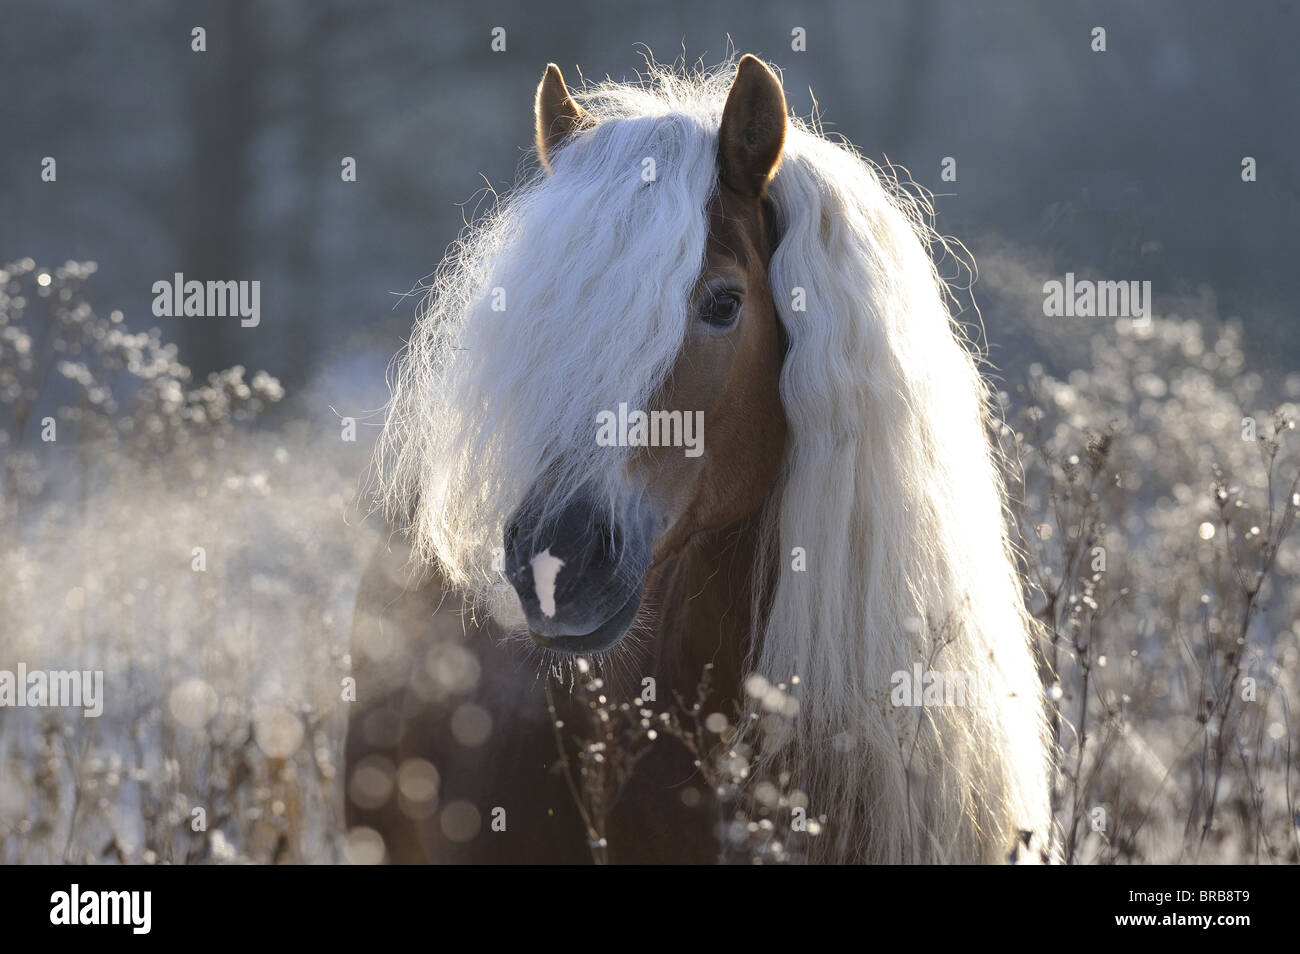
left=700, top=292, right=742, bottom=327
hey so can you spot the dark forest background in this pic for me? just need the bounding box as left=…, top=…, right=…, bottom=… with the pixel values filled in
left=3, top=0, right=1297, bottom=409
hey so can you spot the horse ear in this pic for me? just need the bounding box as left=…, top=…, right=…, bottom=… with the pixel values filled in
left=718, top=55, right=787, bottom=197
left=535, top=63, right=592, bottom=171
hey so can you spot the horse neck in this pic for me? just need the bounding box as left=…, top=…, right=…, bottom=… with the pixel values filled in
left=645, top=512, right=769, bottom=705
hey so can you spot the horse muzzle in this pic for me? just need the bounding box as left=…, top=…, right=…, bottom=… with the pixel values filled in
left=503, top=485, right=654, bottom=653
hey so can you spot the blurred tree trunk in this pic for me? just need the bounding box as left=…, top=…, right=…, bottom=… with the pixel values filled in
left=276, top=2, right=334, bottom=388
left=882, top=0, right=935, bottom=159
left=175, top=0, right=262, bottom=377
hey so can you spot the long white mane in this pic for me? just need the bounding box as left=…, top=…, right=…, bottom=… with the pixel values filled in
left=376, top=60, right=1053, bottom=864
left=759, top=118, right=1052, bottom=863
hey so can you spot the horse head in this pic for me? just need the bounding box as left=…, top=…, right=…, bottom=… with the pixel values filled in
left=503, top=57, right=788, bottom=654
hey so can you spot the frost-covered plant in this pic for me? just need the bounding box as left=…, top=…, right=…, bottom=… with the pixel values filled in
left=550, top=660, right=818, bottom=864
left=1000, top=316, right=1300, bottom=863
left=0, top=260, right=371, bottom=864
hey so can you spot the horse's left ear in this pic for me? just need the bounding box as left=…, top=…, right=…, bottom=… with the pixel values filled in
left=535, top=63, right=592, bottom=172
left=718, top=55, right=787, bottom=197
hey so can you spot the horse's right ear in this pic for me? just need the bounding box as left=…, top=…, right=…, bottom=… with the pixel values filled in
left=718, top=55, right=787, bottom=197
left=535, top=63, right=592, bottom=172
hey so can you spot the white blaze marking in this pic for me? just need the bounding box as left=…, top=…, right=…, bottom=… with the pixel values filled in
left=530, top=549, right=566, bottom=619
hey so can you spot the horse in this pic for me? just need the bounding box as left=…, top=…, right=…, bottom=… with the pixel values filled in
left=343, top=55, right=1054, bottom=864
